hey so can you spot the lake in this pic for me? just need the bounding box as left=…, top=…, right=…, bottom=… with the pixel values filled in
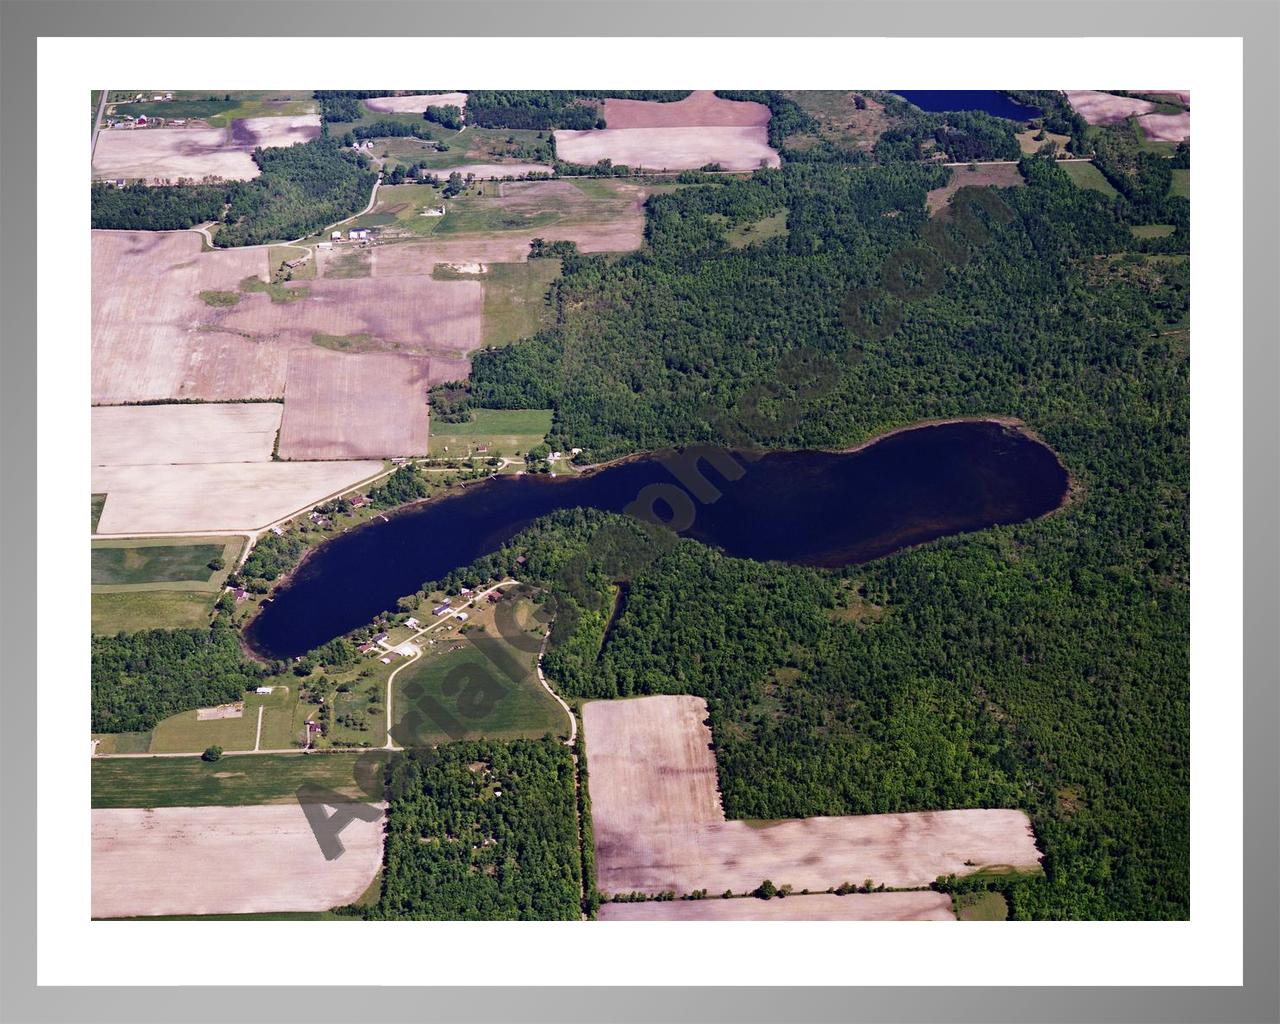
left=244, top=421, right=1068, bottom=659
left=890, top=91, right=1042, bottom=121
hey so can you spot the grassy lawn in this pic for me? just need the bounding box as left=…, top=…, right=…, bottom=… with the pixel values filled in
left=372, top=126, right=551, bottom=172
left=1062, top=161, right=1119, bottom=198
left=268, top=244, right=316, bottom=281
left=390, top=612, right=566, bottom=746
left=955, top=891, right=1009, bottom=921
left=91, top=494, right=106, bottom=533
left=429, top=408, right=552, bottom=457
left=348, top=183, right=445, bottom=236
left=1130, top=224, right=1176, bottom=239
left=1016, top=128, right=1071, bottom=155
left=1170, top=168, right=1190, bottom=199
left=92, top=591, right=215, bottom=634
left=92, top=751, right=383, bottom=807
left=477, top=260, right=561, bottom=347
left=329, top=680, right=387, bottom=747
left=148, top=687, right=300, bottom=754
left=724, top=210, right=788, bottom=249
left=91, top=540, right=224, bottom=587
left=92, top=731, right=153, bottom=755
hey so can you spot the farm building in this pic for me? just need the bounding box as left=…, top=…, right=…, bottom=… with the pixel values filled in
left=432, top=603, right=452, bottom=616
left=349, top=229, right=370, bottom=241
left=331, top=231, right=342, bottom=241
left=454, top=611, right=469, bottom=622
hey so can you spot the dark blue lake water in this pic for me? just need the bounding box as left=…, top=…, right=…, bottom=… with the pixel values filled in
left=244, top=421, right=1068, bottom=659
left=891, top=91, right=1042, bottom=120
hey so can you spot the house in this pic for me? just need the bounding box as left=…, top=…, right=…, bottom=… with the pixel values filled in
left=233, top=588, right=248, bottom=603
left=270, top=525, right=284, bottom=536
left=487, top=592, right=501, bottom=604
left=404, top=617, right=420, bottom=629
left=136, top=114, right=148, bottom=125
left=571, top=447, right=583, bottom=456
left=373, top=632, right=389, bottom=644
left=114, top=178, right=126, bottom=189
left=357, top=642, right=376, bottom=654
left=171, top=119, right=186, bottom=127
left=515, top=555, right=527, bottom=566
left=475, top=445, right=489, bottom=454
left=432, top=603, right=452, bottom=617
left=331, top=231, right=342, bottom=241
left=349, top=494, right=370, bottom=508
left=459, top=588, right=472, bottom=597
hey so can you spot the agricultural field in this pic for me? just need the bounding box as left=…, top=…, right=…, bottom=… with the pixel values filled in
left=91, top=536, right=241, bottom=589
left=429, top=408, right=552, bottom=457
left=556, top=126, right=778, bottom=172
left=1136, top=111, right=1190, bottom=142
left=91, top=403, right=282, bottom=466
left=105, top=90, right=317, bottom=126
left=277, top=349, right=433, bottom=461
left=91, top=752, right=381, bottom=807
left=91, top=590, right=217, bottom=635
left=371, top=126, right=552, bottom=175
left=474, top=260, right=562, bottom=347
left=91, top=460, right=383, bottom=533
left=1062, top=160, right=1120, bottom=198
left=362, top=92, right=468, bottom=114
left=925, top=162, right=1025, bottom=214
left=92, top=803, right=384, bottom=918
left=598, top=892, right=956, bottom=921
left=1064, top=90, right=1156, bottom=125
left=583, top=696, right=1042, bottom=900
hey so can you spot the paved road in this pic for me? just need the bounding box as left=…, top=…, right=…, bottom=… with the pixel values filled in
left=91, top=89, right=108, bottom=159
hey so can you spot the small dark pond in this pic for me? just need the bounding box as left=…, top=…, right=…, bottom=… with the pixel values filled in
left=890, top=91, right=1042, bottom=120
left=244, top=421, right=1067, bottom=659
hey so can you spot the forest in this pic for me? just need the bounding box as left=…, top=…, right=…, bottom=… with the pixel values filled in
left=366, top=739, right=583, bottom=920
left=463, top=90, right=691, bottom=130
left=90, top=136, right=376, bottom=245
left=91, top=627, right=271, bottom=732
left=453, top=152, right=1189, bottom=919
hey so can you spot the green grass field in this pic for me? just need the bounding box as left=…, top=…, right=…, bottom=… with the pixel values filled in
left=107, top=90, right=316, bottom=127
left=91, top=494, right=106, bottom=533
left=1170, top=168, right=1190, bottom=199
left=92, top=591, right=216, bottom=635
left=92, top=751, right=382, bottom=807
left=1062, top=161, right=1120, bottom=198
left=268, top=244, right=316, bottom=281
left=390, top=634, right=567, bottom=745
left=724, top=210, right=788, bottom=249
left=1130, top=224, right=1176, bottom=239
left=92, top=731, right=153, bottom=755
left=91, top=541, right=224, bottom=587
left=329, top=681, right=386, bottom=747
left=478, top=261, right=561, bottom=347
left=148, top=687, right=300, bottom=754
left=955, top=891, right=1009, bottom=921
left=429, top=408, right=552, bottom=457
left=372, top=127, right=551, bottom=172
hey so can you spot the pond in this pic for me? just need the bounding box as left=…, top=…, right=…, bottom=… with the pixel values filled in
left=890, top=91, right=1042, bottom=121
left=244, top=421, right=1068, bottom=659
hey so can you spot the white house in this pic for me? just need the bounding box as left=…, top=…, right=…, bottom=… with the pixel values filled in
left=404, top=617, right=420, bottom=629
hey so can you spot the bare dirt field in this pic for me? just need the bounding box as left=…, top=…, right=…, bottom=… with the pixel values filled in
left=554, top=125, right=780, bottom=171
left=278, top=349, right=431, bottom=460
left=583, top=696, right=1042, bottom=899
left=229, top=113, right=321, bottom=148
left=92, top=404, right=282, bottom=465
left=1063, top=90, right=1156, bottom=125
left=196, top=702, right=244, bottom=721
left=92, top=231, right=274, bottom=402
left=93, top=127, right=260, bottom=182
left=219, top=275, right=483, bottom=357
left=91, top=460, right=383, bottom=534
left=91, top=804, right=384, bottom=918
left=926, top=163, right=1025, bottom=214
left=597, top=891, right=956, bottom=921
left=363, top=92, right=469, bottom=114
left=93, top=231, right=478, bottom=403
left=445, top=162, right=555, bottom=179
left=1137, top=111, right=1190, bottom=142
left=599, top=91, right=771, bottom=129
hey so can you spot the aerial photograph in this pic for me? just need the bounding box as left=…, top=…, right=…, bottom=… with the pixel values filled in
left=88, top=87, right=1190, bottom=923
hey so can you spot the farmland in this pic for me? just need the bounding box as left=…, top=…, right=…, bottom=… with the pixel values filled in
left=105, top=90, right=317, bottom=127
left=91, top=461, right=383, bottom=533
left=91, top=538, right=236, bottom=588
left=1064, top=90, right=1156, bottom=125
left=362, top=92, right=468, bottom=114
left=92, top=803, right=384, bottom=918
left=475, top=260, right=562, bottom=347
left=583, top=696, right=1042, bottom=899
left=556, top=126, right=779, bottom=171
left=277, top=349, right=433, bottom=461
left=92, top=591, right=217, bottom=634
left=92, top=752, right=383, bottom=807
left=429, top=408, right=553, bottom=458
left=598, top=892, right=956, bottom=921
left=91, top=404, right=282, bottom=465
